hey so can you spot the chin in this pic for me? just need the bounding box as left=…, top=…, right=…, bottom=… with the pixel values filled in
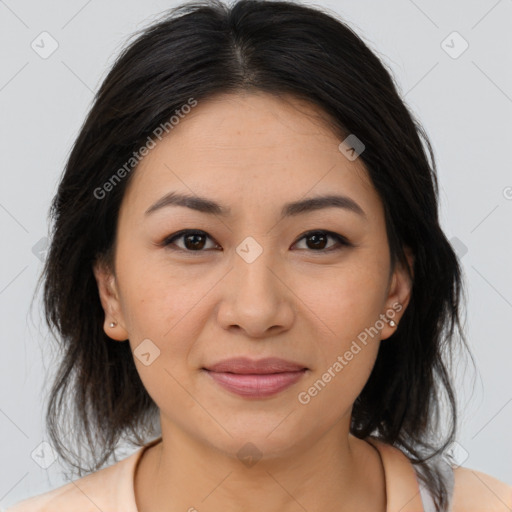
left=202, top=422, right=314, bottom=462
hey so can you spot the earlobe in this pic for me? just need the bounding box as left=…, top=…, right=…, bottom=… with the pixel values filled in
left=92, top=260, right=129, bottom=342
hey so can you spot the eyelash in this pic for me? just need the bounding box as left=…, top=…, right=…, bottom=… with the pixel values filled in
left=161, top=229, right=351, bottom=254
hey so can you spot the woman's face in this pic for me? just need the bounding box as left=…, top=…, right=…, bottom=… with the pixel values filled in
left=94, top=91, right=412, bottom=458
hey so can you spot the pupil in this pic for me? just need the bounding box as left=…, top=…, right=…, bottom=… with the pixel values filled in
left=186, top=233, right=205, bottom=250
left=309, top=232, right=326, bottom=249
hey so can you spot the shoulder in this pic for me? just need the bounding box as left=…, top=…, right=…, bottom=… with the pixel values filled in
left=4, top=448, right=141, bottom=512
left=365, top=436, right=512, bottom=512
left=452, top=465, right=512, bottom=512
left=4, top=479, right=93, bottom=512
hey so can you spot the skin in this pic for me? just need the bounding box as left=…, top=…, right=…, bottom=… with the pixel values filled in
left=93, top=91, right=414, bottom=512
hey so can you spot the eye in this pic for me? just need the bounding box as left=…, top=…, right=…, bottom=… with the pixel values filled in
left=292, top=230, right=350, bottom=252
left=161, top=229, right=350, bottom=253
left=162, top=230, right=220, bottom=252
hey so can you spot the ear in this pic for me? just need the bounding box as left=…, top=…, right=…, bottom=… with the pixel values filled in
left=380, top=246, right=414, bottom=341
left=92, top=257, right=129, bottom=341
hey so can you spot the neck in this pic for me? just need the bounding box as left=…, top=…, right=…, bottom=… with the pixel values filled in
left=134, top=420, right=386, bottom=512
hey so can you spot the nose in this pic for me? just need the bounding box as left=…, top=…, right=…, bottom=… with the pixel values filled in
left=216, top=245, right=295, bottom=338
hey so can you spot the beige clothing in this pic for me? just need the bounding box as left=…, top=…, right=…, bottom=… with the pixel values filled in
left=6, top=436, right=512, bottom=511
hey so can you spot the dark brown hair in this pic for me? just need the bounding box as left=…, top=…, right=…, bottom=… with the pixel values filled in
left=35, top=1, right=472, bottom=509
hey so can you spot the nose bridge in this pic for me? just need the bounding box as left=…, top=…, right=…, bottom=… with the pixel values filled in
left=217, top=234, right=293, bottom=335
left=233, top=234, right=280, bottom=302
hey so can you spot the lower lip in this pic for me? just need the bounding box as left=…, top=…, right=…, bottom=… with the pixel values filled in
left=204, top=369, right=307, bottom=398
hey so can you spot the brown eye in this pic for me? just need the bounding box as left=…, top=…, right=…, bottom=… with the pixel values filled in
left=163, top=230, right=219, bottom=252
left=162, top=229, right=350, bottom=254
left=293, top=230, right=350, bottom=252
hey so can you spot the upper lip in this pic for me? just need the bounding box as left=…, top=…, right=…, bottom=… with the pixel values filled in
left=203, top=357, right=307, bottom=374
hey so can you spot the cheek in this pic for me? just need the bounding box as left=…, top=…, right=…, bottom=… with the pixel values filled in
left=116, top=245, right=205, bottom=334
left=118, top=266, right=209, bottom=411
left=299, top=259, right=387, bottom=340
left=294, top=257, right=387, bottom=403
left=116, top=257, right=221, bottom=383
left=297, top=275, right=385, bottom=416
left=297, top=343, right=379, bottom=427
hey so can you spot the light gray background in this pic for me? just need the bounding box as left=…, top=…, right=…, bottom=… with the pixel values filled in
left=1, top=0, right=511, bottom=508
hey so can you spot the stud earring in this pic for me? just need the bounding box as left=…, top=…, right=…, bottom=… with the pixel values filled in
left=109, top=321, right=117, bottom=328
left=389, top=320, right=396, bottom=327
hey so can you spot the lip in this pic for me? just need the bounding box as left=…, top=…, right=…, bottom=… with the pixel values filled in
left=204, top=369, right=307, bottom=398
left=202, top=357, right=308, bottom=399
left=204, top=357, right=307, bottom=374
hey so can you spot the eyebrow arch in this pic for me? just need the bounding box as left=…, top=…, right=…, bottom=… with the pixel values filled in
left=145, top=191, right=367, bottom=220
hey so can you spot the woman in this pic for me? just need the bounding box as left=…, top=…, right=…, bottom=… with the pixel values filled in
left=7, top=1, right=511, bottom=511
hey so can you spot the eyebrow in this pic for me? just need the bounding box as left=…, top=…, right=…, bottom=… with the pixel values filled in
left=145, top=191, right=367, bottom=220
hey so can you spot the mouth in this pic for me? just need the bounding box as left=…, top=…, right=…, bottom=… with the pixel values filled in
left=203, top=356, right=308, bottom=374
left=202, top=357, right=308, bottom=398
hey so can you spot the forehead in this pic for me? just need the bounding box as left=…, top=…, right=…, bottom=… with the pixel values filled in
left=120, top=91, right=381, bottom=222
